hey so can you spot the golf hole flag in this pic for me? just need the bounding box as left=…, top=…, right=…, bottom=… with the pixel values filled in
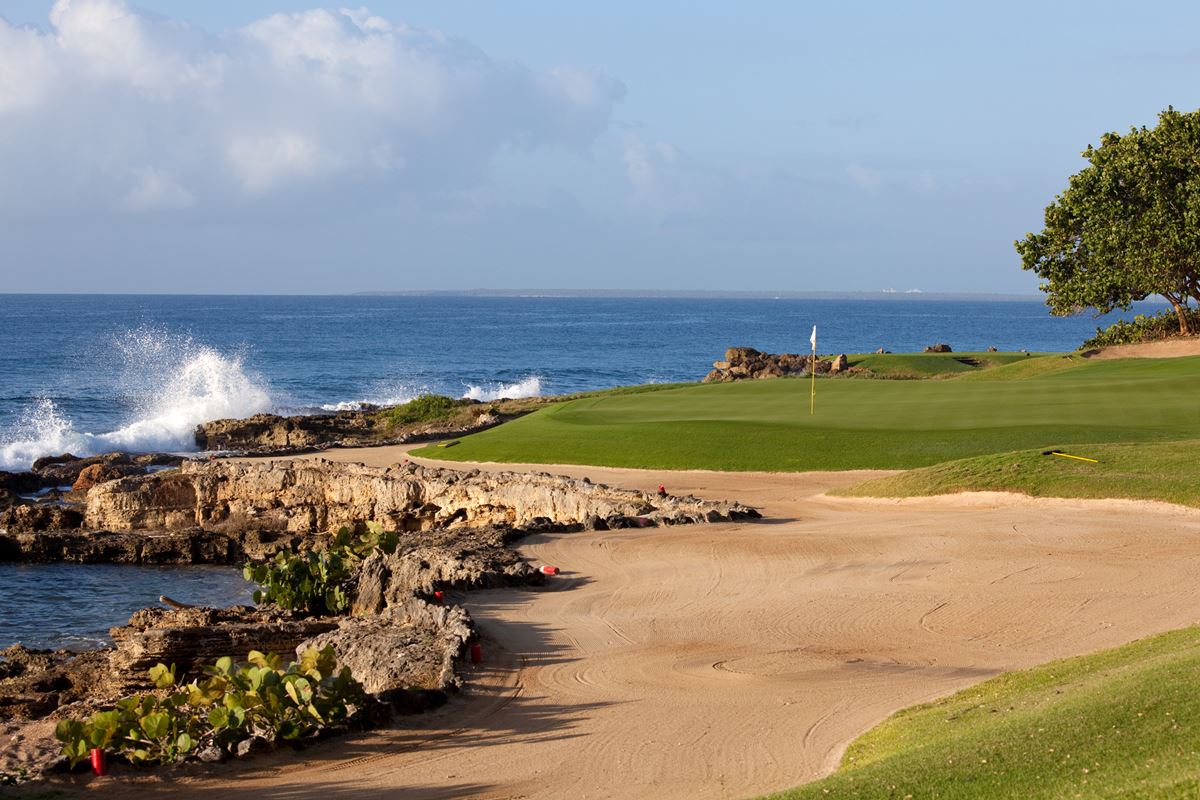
left=809, top=325, right=817, bottom=415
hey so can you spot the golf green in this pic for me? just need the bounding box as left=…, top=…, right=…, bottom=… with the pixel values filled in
left=414, top=355, right=1200, bottom=472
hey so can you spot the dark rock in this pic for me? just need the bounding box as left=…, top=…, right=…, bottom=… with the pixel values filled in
left=986, top=345, right=998, bottom=352
left=923, top=343, right=953, bottom=353
left=109, top=606, right=339, bottom=687
left=705, top=347, right=832, bottom=382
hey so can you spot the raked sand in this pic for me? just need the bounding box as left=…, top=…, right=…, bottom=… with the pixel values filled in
left=79, top=446, right=1200, bottom=799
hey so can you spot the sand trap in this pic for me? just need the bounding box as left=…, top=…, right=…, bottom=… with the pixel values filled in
left=1086, top=336, right=1200, bottom=359
left=77, top=447, right=1200, bottom=799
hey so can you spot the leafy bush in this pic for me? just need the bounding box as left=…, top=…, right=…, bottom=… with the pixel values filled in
left=1084, top=308, right=1200, bottom=348
left=378, top=394, right=461, bottom=427
left=55, top=647, right=363, bottom=769
left=244, top=523, right=398, bottom=615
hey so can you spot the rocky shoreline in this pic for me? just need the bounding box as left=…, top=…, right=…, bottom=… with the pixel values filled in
left=0, top=441, right=760, bottom=784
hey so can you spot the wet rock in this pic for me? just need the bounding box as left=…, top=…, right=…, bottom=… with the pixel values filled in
left=0, top=505, right=83, bottom=534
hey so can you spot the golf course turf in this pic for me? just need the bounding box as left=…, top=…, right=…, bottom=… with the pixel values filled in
left=761, top=626, right=1200, bottom=799
left=413, top=354, right=1200, bottom=473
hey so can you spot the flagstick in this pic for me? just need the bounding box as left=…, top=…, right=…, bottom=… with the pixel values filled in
left=810, top=345, right=816, bottom=415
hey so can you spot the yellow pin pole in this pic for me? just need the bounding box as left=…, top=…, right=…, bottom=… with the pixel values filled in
left=1051, top=452, right=1099, bottom=463
left=810, top=346, right=816, bottom=415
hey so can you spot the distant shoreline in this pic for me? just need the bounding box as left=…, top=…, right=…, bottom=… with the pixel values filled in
left=0, top=290, right=1073, bottom=301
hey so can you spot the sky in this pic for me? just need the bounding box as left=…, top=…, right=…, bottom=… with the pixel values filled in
left=2, top=1, right=1200, bottom=294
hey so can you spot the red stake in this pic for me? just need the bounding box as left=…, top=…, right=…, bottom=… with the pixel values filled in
left=470, top=643, right=483, bottom=664
left=90, top=748, right=107, bottom=776
left=539, top=565, right=559, bottom=576
left=433, top=591, right=444, bottom=603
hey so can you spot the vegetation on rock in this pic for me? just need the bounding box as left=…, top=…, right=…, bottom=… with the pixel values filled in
left=244, top=523, right=398, bottom=615
left=1016, top=106, right=1200, bottom=335
left=55, top=647, right=363, bottom=768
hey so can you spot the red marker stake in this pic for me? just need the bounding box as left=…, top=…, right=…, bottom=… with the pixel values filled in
left=470, top=643, right=483, bottom=664
left=90, top=748, right=107, bottom=776
left=433, top=591, right=444, bottom=603
left=539, top=565, right=559, bottom=576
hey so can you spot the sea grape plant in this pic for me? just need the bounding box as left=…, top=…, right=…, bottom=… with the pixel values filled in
left=243, top=523, right=399, bottom=614
left=54, top=647, right=364, bottom=769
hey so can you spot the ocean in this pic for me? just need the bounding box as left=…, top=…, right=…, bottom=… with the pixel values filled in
left=0, top=293, right=1164, bottom=649
left=0, top=294, right=1161, bottom=472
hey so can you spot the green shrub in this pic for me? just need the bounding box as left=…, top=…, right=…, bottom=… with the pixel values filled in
left=1083, top=307, right=1200, bottom=348
left=244, top=523, right=398, bottom=615
left=378, top=394, right=461, bottom=427
left=55, top=647, right=363, bottom=769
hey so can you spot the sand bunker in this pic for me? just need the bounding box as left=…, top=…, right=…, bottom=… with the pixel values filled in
left=73, top=447, right=1200, bottom=799
left=1086, top=336, right=1200, bottom=359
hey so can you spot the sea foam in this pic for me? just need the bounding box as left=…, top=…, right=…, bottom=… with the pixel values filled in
left=0, top=333, right=271, bottom=471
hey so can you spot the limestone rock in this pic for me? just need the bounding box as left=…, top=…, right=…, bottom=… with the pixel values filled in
left=830, top=354, right=849, bottom=374
left=108, top=607, right=338, bottom=686
left=86, top=459, right=760, bottom=535
left=300, top=602, right=472, bottom=696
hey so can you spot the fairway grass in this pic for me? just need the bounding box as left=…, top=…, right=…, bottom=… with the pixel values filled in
left=762, top=626, right=1200, bottom=799
left=415, top=356, right=1200, bottom=472
left=839, top=440, right=1200, bottom=508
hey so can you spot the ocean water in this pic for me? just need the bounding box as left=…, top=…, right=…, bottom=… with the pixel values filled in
left=0, top=294, right=1163, bottom=472
left=0, top=563, right=253, bottom=650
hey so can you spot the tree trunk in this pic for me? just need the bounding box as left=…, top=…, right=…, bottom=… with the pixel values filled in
left=1166, top=296, right=1193, bottom=335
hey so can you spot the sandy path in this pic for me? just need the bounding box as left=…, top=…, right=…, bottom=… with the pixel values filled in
left=70, top=447, right=1200, bottom=799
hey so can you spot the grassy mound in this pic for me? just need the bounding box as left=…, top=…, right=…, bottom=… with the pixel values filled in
left=413, top=356, right=1200, bottom=472
left=848, top=352, right=1044, bottom=379
left=839, top=440, right=1200, bottom=508
left=763, top=626, right=1200, bottom=799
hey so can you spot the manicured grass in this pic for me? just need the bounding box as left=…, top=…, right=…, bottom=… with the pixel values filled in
left=848, top=351, right=1048, bottom=378
left=839, top=440, right=1200, bottom=508
left=413, top=356, right=1200, bottom=472
left=762, top=626, right=1200, bottom=799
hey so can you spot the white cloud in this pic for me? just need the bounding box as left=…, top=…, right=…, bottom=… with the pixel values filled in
left=0, top=0, right=623, bottom=215
left=119, top=167, right=194, bottom=211
left=846, top=162, right=884, bottom=193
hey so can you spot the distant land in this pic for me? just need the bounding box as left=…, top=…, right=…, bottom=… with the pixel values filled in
left=352, top=289, right=1055, bottom=301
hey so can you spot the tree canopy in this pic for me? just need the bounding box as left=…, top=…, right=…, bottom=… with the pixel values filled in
left=1016, top=106, right=1200, bottom=335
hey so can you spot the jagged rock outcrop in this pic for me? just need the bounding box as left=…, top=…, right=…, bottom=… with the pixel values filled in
left=300, top=601, right=473, bottom=696
left=924, top=343, right=953, bottom=353
left=351, top=526, right=540, bottom=613
left=108, top=607, right=338, bottom=687
left=194, top=404, right=510, bottom=456
left=0, top=527, right=321, bottom=564
left=0, top=504, right=83, bottom=534
left=704, top=347, right=851, bottom=382
left=86, top=459, right=760, bottom=535
left=195, top=410, right=386, bottom=451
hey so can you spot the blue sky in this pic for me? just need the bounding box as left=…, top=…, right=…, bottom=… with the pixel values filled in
left=3, top=1, right=1199, bottom=294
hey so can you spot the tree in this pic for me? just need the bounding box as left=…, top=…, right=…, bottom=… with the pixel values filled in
left=1016, top=106, right=1200, bottom=335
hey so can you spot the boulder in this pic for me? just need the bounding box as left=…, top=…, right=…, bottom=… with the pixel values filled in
left=874, top=347, right=890, bottom=354
left=830, top=354, right=849, bottom=374
left=986, top=345, right=998, bottom=352
left=72, top=462, right=142, bottom=493
left=923, top=343, right=953, bottom=353
left=704, top=347, right=830, bottom=382
left=300, top=603, right=472, bottom=697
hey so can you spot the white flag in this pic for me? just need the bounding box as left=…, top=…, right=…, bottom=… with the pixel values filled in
left=809, top=325, right=817, bottom=351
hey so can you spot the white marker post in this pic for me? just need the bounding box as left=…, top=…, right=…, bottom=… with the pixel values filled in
left=809, top=325, right=817, bottom=415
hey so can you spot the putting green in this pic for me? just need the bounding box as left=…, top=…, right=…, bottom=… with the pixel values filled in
left=414, top=355, right=1200, bottom=472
